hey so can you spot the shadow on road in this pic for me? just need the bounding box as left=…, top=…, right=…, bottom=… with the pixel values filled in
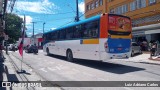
left=47, top=54, right=145, bottom=74
left=132, top=53, right=143, bottom=57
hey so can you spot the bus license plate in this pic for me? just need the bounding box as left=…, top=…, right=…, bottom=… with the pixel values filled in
left=117, top=55, right=122, bottom=58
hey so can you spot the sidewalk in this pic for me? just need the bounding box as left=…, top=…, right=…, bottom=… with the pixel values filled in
left=124, top=53, right=160, bottom=65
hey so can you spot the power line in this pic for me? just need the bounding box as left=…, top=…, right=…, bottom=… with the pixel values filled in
left=65, top=0, right=76, bottom=14
left=18, top=11, right=75, bottom=16
left=30, top=16, right=74, bottom=23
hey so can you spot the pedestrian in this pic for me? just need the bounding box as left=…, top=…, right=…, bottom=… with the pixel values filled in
left=150, top=42, right=156, bottom=58
left=149, top=41, right=152, bottom=51
left=0, top=43, right=5, bottom=59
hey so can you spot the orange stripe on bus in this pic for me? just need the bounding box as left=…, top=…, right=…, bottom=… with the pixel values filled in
left=83, top=39, right=99, bottom=44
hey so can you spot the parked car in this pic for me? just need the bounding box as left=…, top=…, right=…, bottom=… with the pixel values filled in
left=3, top=44, right=13, bottom=51
left=25, top=44, right=38, bottom=53
left=131, top=42, right=142, bottom=57
left=25, top=45, right=34, bottom=53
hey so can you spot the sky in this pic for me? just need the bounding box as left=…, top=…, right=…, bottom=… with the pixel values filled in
left=9, top=0, right=85, bottom=37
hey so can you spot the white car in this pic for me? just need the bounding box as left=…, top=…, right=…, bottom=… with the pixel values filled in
left=131, top=42, right=142, bottom=57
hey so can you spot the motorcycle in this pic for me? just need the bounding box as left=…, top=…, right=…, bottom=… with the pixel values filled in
left=32, top=45, right=38, bottom=54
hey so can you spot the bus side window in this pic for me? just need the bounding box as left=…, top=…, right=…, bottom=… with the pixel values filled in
left=51, top=31, right=59, bottom=41
left=91, top=20, right=99, bottom=38
left=49, top=33, right=52, bottom=40
left=66, top=27, right=74, bottom=40
left=51, top=32, right=55, bottom=40
left=59, top=29, right=66, bottom=40
left=83, top=20, right=99, bottom=39
left=74, top=25, right=81, bottom=39
left=83, top=23, right=89, bottom=39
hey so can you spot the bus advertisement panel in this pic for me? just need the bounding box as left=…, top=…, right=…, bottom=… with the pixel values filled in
left=109, top=16, right=131, bottom=32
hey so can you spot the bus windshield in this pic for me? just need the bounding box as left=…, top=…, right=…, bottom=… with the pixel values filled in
left=108, top=15, right=131, bottom=36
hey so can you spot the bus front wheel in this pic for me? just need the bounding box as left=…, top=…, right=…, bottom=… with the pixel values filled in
left=66, top=50, right=74, bottom=62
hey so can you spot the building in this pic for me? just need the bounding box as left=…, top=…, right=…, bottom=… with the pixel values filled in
left=85, top=0, right=160, bottom=43
left=31, top=33, right=43, bottom=49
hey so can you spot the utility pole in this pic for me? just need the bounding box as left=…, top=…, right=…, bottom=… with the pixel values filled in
left=31, top=22, right=36, bottom=45
left=75, top=0, right=79, bottom=22
left=43, top=22, right=45, bottom=34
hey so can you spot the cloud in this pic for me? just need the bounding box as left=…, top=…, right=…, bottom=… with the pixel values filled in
left=15, top=0, right=59, bottom=14
left=28, top=32, right=32, bottom=35
left=78, top=2, right=84, bottom=14
left=50, top=28, right=56, bottom=30
left=19, top=15, right=32, bottom=25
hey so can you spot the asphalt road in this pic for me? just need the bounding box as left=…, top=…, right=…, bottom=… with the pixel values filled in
left=9, top=50, right=160, bottom=90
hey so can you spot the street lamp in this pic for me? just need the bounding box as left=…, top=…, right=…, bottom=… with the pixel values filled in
left=43, top=22, right=45, bottom=34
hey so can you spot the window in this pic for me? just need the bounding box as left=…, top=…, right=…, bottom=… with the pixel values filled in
left=91, top=3, right=95, bottom=10
left=100, top=0, right=103, bottom=6
left=86, top=5, right=90, bottom=11
left=141, top=0, right=146, bottom=8
left=95, top=0, right=99, bottom=8
left=82, top=20, right=99, bottom=39
left=51, top=31, right=59, bottom=40
left=116, top=6, right=122, bottom=14
left=136, top=0, right=146, bottom=9
left=110, top=8, right=115, bottom=13
left=149, top=0, right=156, bottom=5
left=108, top=0, right=114, bottom=2
left=122, top=4, right=128, bottom=14
left=66, top=28, right=74, bottom=39
left=130, top=1, right=136, bottom=11
left=59, top=29, right=66, bottom=40
left=73, top=25, right=82, bottom=39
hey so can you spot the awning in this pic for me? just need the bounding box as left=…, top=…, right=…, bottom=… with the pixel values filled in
left=145, top=29, right=160, bottom=34
left=132, top=31, right=145, bottom=36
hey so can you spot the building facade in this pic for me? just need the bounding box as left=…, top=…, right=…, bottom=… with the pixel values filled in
left=85, top=0, right=160, bottom=45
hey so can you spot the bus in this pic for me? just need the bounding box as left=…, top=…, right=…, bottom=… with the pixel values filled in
left=43, top=13, right=132, bottom=62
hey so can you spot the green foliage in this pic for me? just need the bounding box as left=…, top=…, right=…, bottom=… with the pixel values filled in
left=5, top=13, right=23, bottom=43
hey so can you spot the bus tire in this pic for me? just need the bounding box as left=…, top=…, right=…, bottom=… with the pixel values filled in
left=66, top=50, right=74, bottom=62
left=46, top=48, right=50, bottom=56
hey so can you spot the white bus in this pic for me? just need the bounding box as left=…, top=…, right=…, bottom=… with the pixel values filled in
left=43, top=13, right=132, bottom=62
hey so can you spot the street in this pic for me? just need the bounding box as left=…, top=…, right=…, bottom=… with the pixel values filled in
left=4, top=50, right=160, bottom=90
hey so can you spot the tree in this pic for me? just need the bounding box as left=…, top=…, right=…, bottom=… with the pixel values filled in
left=5, top=13, right=23, bottom=43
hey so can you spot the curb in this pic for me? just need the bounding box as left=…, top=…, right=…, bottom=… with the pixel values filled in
left=148, top=57, right=160, bottom=61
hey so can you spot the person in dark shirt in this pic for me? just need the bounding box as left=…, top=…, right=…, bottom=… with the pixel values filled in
left=151, top=42, right=156, bottom=57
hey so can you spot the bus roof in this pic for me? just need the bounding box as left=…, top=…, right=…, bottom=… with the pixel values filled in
left=44, top=15, right=101, bottom=34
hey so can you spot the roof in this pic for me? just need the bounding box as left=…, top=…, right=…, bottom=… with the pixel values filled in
left=45, top=15, right=101, bottom=34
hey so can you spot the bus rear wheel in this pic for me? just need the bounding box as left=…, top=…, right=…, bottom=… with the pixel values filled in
left=66, top=50, right=74, bottom=62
